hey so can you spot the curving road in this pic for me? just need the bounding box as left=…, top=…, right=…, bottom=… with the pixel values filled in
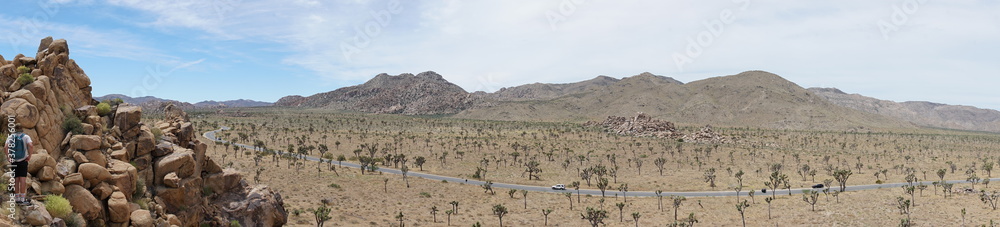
left=204, top=127, right=999, bottom=198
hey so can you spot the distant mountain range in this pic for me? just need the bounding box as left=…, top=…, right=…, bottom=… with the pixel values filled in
left=274, top=70, right=1000, bottom=133
left=95, top=94, right=272, bottom=111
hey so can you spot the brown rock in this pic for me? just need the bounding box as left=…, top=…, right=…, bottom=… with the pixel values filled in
left=83, top=149, right=107, bottom=167
left=204, top=169, right=243, bottom=193
left=137, top=129, right=156, bottom=156
left=108, top=191, right=130, bottom=222
left=203, top=156, right=223, bottom=174
left=155, top=150, right=194, bottom=185
left=108, top=160, right=138, bottom=201
left=72, top=151, right=89, bottom=164
left=165, top=172, right=184, bottom=189
left=73, top=105, right=96, bottom=119
left=110, top=149, right=128, bottom=161
left=10, top=90, right=38, bottom=107
left=91, top=182, right=113, bottom=200
left=24, top=200, right=53, bottom=225
left=166, top=214, right=181, bottom=226
left=70, top=135, right=102, bottom=151
left=64, top=184, right=102, bottom=220
left=227, top=185, right=288, bottom=227
left=152, top=142, right=172, bottom=157
left=130, top=210, right=153, bottom=227
left=40, top=179, right=65, bottom=195
left=55, top=158, right=76, bottom=177
left=78, top=162, right=111, bottom=184
left=27, top=153, right=55, bottom=175
left=0, top=98, right=39, bottom=128
left=38, top=166, right=56, bottom=181
left=114, top=105, right=142, bottom=131
left=62, top=173, right=84, bottom=186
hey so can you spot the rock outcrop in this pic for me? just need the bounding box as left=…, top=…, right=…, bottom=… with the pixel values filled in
left=585, top=113, right=680, bottom=138
left=275, top=71, right=476, bottom=115
left=0, top=37, right=286, bottom=226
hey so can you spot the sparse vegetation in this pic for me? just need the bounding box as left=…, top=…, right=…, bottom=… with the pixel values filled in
left=44, top=195, right=73, bottom=220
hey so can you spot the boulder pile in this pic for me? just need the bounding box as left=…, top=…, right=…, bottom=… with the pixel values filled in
left=586, top=113, right=680, bottom=138
left=681, top=125, right=730, bottom=143
left=0, top=37, right=286, bottom=226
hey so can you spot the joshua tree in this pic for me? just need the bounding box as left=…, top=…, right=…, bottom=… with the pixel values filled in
left=968, top=173, right=981, bottom=190
left=902, top=185, right=916, bottom=206
left=449, top=201, right=459, bottom=214
left=564, top=192, right=574, bottom=210
left=597, top=178, right=610, bottom=197
left=655, top=190, right=664, bottom=211
left=735, top=200, right=750, bottom=227
left=336, top=155, right=346, bottom=166
left=571, top=181, right=581, bottom=203
left=395, top=212, right=405, bottom=227
left=521, top=190, right=529, bottom=209
left=615, top=202, right=626, bottom=222
left=937, top=168, right=947, bottom=182
left=671, top=195, right=686, bottom=221
left=896, top=196, right=911, bottom=221
left=734, top=170, right=745, bottom=201
left=618, top=183, right=629, bottom=203
left=430, top=206, right=438, bottom=223
left=631, top=212, right=641, bottom=227
left=525, top=160, right=543, bottom=180
left=383, top=178, right=389, bottom=193
left=541, top=209, right=553, bottom=226
left=833, top=169, right=853, bottom=192
left=981, top=190, right=999, bottom=210
left=764, top=171, right=788, bottom=199
left=802, top=189, right=820, bottom=211
left=312, top=204, right=332, bottom=227
left=401, top=166, right=410, bottom=188
left=492, top=204, right=508, bottom=227
left=414, top=156, right=427, bottom=171
left=655, top=157, right=667, bottom=176
left=445, top=210, right=453, bottom=226
left=704, top=168, right=717, bottom=188
left=580, top=207, right=608, bottom=227
left=483, top=181, right=495, bottom=195
left=764, top=197, right=774, bottom=219
left=508, top=189, right=517, bottom=199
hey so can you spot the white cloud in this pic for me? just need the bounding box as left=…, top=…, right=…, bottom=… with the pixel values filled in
left=69, top=0, right=1000, bottom=109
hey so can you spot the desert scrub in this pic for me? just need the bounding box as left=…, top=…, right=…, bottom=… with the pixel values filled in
left=62, top=114, right=84, bottom=135
left=327, top=183, right=341, bottom=189
left=419, top=192, right=432, bottom=198
left=44, top=194, right=73, bottom=219
left=229, top=220, right=241, bottom=227
left=17, top=72, right=34, bottom=86
left=151, top=127, right=163, bottom=141
left=96, top=102, right=111, bottom=116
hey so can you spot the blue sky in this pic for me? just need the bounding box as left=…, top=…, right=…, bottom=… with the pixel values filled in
left=0, top=0, right=998, bottom=110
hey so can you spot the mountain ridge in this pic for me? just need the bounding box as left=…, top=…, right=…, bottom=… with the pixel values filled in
left=808, top=87, right=1000, bottom=133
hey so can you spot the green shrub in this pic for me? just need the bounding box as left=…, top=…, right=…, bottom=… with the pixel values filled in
left=16, top=66, right=30, bottom=74
left=151, top=127, right=163, bottom=141
left=419, top=192, right=432, bottom=198
left=229, top=220, right=241, bottom=227
left=17, top=73, right=34, bottom=86
left=96, top=103, right=111, bottom=116
left=44, top=195, right=73, bottom=219
left=64, top=213, right=85, bottom=227
left=327, top=183, right=341, bottom=189
left=62, top=115, right=84, bottom=135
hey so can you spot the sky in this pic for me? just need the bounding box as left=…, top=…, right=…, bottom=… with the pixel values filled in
left=0, top=0, right=998, bottom=109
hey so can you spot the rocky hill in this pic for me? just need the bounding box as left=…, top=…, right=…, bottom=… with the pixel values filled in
left=95, top=94, right=272, bottom=110
left=275, top=71, right=474, bottom=115
left=457, top=71, right=910, bottom=130
left=809, top=87, right=1000, bottom=133
left=0, top=37, right=286, bottom=226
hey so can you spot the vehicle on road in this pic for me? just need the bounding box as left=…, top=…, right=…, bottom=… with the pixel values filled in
left=552, top=184, right=566, bottom=190
left=811, top=184, right=824, bottom=189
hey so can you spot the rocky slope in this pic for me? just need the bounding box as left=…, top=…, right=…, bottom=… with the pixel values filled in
left=457, top=71, right=911, bottom=131
left=275, top=71, right=474, bottom=115
left=809, top=87, right=1000, bottom=133
left=0, top=37, right=286, bottom=226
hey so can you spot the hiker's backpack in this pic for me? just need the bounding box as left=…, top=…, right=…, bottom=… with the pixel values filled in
left=10, top=133, right=26, bottom=161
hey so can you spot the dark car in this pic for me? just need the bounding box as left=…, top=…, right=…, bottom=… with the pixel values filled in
left=761, top=189, right=767, bottom=193
left=811, top=184, right=824, bottom=189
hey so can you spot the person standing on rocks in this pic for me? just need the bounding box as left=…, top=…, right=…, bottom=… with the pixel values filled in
left=5, top=124, right=33, bottom=206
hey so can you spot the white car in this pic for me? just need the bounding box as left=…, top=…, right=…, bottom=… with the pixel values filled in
left=552, top=184, right=566, bottom=190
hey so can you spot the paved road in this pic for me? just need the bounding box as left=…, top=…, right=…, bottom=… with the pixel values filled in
left=204, top=127, right=999, bottom=198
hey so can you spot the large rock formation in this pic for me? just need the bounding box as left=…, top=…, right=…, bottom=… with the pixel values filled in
left=0, top=37, right=286, bottom=226
left=275, top=71, right=475, bottom=115
left=585, top=113, right=680, bottom=138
